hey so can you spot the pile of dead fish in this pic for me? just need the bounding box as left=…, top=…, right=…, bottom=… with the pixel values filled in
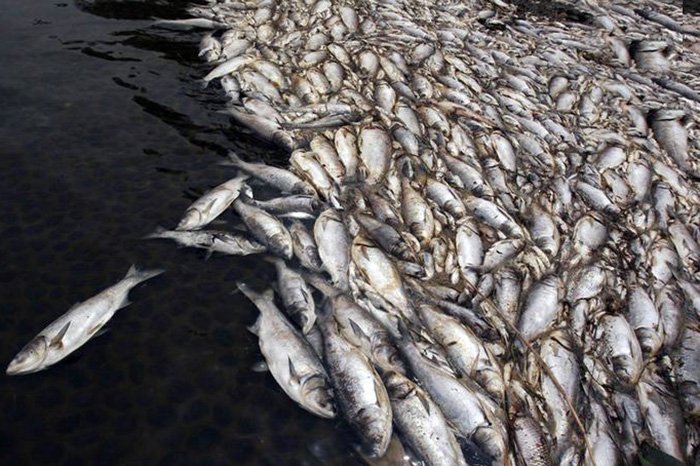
left=152, top=0, right=700, bottom=464
left=8, top=0, right=699, bottom=464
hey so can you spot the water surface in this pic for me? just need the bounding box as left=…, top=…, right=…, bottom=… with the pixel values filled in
left=0, top=1, right=356, bottom=464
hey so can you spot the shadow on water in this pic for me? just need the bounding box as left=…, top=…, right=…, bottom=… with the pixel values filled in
left=0, top=0, right=359, bottom=465
left=74, top=0, right=195, bottom=20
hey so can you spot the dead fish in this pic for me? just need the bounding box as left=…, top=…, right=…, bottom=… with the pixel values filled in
left=289, top=220, right=324, bottom=272
left=176, top=174, right=250, bottom=231
left=145, top=227, right=266, bottom=256
left=314, top=208, right=351, bottom=290
left=7, top=265, right=164, bottom=375
left=267, top=257, right=315, bottom=334
left=383, top=371, right=468, bottom=466
left=232, top=198, right=293, bottom=259
left=351, top=235, right=413, bottom=319
left=318, top=311, right=392, bottom=457
left=240, top=284, right=335, bottom=419
left=225, top=152, right=316, bottom=195
left=517, top=276, right=563, bottom=343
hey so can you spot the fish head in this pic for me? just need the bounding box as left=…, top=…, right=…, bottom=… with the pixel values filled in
left=301, top=375, right=336, bottom=419
left=6, top=336, right=48, bottom=375
left=382, top=371, right=410, bottom=398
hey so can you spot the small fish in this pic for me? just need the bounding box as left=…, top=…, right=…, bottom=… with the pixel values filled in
left=351, top=235, right=413, bottom=319
left=384, top=371, right=468, bottom=466
left=176, top=174, right=250, bottom=231
left=246, top=194, right=321, bottom=217
left=225, top=152, right=316, bottom=195
left=145, top=227, right=266, bottom=256
left=517, top=275, right=563, bottom=343
left=314, top=209, right=351, bottom=290
left=513, top=415, right=553, bottom=466
left=267, top=257, right=316, bottom=334
left=7, top=265, right=164, bottom=375
left=232, top=198, right=293, bottom=259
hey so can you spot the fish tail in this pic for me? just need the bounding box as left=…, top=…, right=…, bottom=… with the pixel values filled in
left=124, top=264, right=165, bottom=285
left=237, top=281, right=263, bottom=303
left=227, top=151, right=244, bottom=167
left=142, top=226, right=168, bottom=240
left=302, top=272, right=338, bottom=297
left=262, top=256, right=284, bottom=267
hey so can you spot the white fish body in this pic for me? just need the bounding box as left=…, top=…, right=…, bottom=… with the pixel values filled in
left=7, top=266, right=164, bottom=375
left=177, top=174, right=249, bottom=230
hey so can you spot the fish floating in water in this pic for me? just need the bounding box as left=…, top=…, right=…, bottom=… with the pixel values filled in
left=8, top=0, right=700, bottom=464
left=6, top=265, right=163, bottom=375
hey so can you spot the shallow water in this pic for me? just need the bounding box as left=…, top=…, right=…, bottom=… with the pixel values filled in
left=0, top=1, right=357, bottom=464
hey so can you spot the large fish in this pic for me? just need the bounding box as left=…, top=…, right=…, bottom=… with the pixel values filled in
left=239, top=283, right=335, bottom=419
left=318, top=307, right=392, bottom=457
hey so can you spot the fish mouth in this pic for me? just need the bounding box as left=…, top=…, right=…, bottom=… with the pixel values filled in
left=6, top=336, right=48, bottom=376
left=6, top=359, right=39, bottom=376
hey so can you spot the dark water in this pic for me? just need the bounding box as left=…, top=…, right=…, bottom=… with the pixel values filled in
left=0, top=1, right=357, bottom=464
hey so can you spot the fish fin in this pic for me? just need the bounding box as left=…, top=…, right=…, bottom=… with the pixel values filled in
left=288, top=357, right=301, bottom=384
left=124, top=264, right=165, bottom=285
left=251, top=360, right=268, bottom=372
left=247, top=319, right=260, bottom=335
left=204, top=248, right=215, bottom=261
left=50, top=322, right=71, bottom=349
left=93, top=327, right=110, bottom=338
left=348, top=318, right=369, bottom=341
left=227, top=151, right=244, bottom=166
left=87, top=324, right=110, bottom=340
left=416, top=390, right=431, bottom=415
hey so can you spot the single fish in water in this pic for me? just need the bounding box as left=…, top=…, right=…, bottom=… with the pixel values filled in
left=6, top=265, right=164, bottom=375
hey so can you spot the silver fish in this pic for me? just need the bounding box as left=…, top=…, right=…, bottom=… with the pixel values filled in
left=289, top=220, right=323, bottom=272
left=418, top=304, right=504, bottom=401
left=318, top=313, right=392, bottom=457
left=145, top=227, right=265, bottom=256
left=232, top=198, right=293, bottom=259
left=384, top=371, right=468, bottom=466
left=226, top=152, right=315, bottom=195
left=268, top=257, right=315, bottom=334
left=314, top=208, right=350, bottom=290
left=177, top=174, right=250, bottom=231
left=7, top=265, right=164, bottom=375
left=240, top=284, right=335, bottom=419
